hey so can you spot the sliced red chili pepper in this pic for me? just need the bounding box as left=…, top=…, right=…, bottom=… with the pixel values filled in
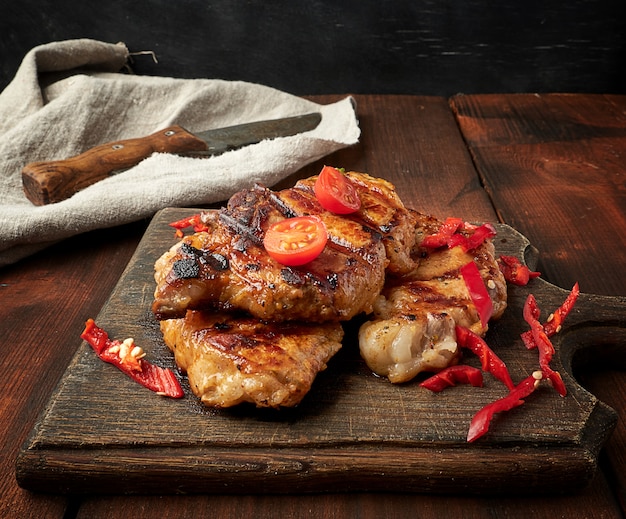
left=522, top=295, right=567, bottom=397
left=521, top=283, right=580, bottom=349
left=448, top=223, right=497, bottom=252
left=421, top=217, right=464, bottom=248
left=419, top=365, right=484, bottom=392
left=422, top=220, right=496, bottom=252
left=169, top=213, right=209, bottom=238
left=81, top=319, right=184, bottom=398
left=459, top=261, right=494, bottom=328
left=498, top=255, right=541, bottom=286
left=467, top=371, right=542, bottom=442
left=455, top=325, right=515, bottom=390
left=543, top=282, right=580, bottom=336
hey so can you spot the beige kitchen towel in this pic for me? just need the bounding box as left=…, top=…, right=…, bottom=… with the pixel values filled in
left=0, top=39, right=360, bottom=267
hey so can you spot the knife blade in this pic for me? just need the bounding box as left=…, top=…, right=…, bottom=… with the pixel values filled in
left=21, top=112, right=322, bottom=206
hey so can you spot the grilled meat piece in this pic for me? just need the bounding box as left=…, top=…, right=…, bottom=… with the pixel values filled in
left=160, top=311, right=343, bottom=408
left=152, top=203, right=386, bottom=322
left=293, top=172, right=419, bottom=275
left=152, top=172, right=416, bottom=322
left=359, top=212, right=507, bottom=383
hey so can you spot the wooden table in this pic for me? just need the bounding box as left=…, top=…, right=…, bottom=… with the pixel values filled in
left=2, top=93, right=625, bottom=517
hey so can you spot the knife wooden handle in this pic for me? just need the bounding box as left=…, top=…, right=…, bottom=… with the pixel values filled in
left=21, top=125, right=208, bottom=205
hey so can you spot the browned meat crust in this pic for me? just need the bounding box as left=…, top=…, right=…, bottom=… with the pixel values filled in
left=160, top=311, right=343, bottom=408
left=359, top=212, right=508, bottom=383
left=152, top=170, right=508, bottom=400
left=152, top=172, right=417, bottom=322
left=293, top=172, right=419, bottom=275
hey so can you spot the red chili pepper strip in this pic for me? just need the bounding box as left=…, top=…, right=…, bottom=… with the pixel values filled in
left=522, top=295, right=567, bottom=397
left=455, top=325, right=515, bottom=390
left=498, top=255, right=541, bottom=286
left=422, top=220, right=496, bottom=253
left=81, top=319, right=184, bottom=398
left=459, top=261, right=494, bottom=329
left=421, top=217, right=464, bottom=248
left=543, top=282, right=580, bottom=336
left=523, top=295, right=553, bottom=354
left=419, top=365, right=484, bottom=392
left=521, top=283, right=580, bottom=349
left=467, top=371, right=542, bottom=442
left=448, top=223, right=497, bottom=252
left=169, top=213, right=209, bottom=238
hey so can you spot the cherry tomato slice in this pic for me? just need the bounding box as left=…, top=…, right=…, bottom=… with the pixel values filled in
left=263, top=216, right=328, bottom=266
left=314, top=166, right=361, bottom=214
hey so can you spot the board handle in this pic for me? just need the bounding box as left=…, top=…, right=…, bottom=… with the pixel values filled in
left=557, top=290, right=626, bottom=372
left=21, top=126, right=208, bottom=206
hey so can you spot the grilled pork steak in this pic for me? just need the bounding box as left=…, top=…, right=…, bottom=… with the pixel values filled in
left=160, top=311, right=343, bottom=408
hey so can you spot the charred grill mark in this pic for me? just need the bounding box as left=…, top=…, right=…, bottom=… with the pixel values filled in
left=195, top=329, right=286, bottom=372
left=281, top=267, right=307, bottom=286
left=273, top=186, right=319, bottom=215
left=171, top=243, right=202, bottom=279
left=205, top=253, right=229, bottom=271
left=359, top=224, right=383, bottom=241
left=264, top=187, right=298, bottom=218
left=402, top=282, right=465, bottom=308
left=323, top=229, right=382, bottom=263
left=171, top=242, right=230, bottom=281
left=439, top=269, right=462, bottom=280
left=172, top=258, right=199, bottom=279
left=218, top=211, right=264, bottom=247
left=280, top=265, right=339, bottom=292
left=197, top=332, right=260, bottom=354
left=180, top=242, right=201, bottom=256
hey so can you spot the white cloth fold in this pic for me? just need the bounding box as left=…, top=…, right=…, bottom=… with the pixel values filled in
left=0, top=39, right=360, bottom=267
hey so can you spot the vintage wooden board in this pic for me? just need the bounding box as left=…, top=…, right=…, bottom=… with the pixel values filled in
left=16, top=208, right=624, bottom=495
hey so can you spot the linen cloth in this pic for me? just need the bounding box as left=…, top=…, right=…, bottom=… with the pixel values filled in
left=0, top=39, right=360, bottom=267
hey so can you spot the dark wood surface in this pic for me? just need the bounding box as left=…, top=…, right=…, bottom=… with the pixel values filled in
left=1, top=93, right=625, bottom=517
left=15, top=213, right=621, bottom=496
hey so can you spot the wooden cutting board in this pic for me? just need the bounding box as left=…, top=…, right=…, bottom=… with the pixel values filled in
left=16, top=208, right=624, bottom=495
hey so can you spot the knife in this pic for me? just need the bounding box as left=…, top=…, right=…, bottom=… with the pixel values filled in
left=21, top=112, right=322, bottom=206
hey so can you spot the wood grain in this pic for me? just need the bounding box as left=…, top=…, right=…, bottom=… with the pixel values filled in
left=16, top=208, right=623, bottom=495
left=3, top=94, right=625, bottom=517
left=451, top=92, right=626, bottom=512
left=450, top=93, right=626, bottom=296
left=0, top=221, right=148, bottom=517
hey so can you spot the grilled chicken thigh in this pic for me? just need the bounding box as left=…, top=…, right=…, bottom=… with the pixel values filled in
left=152, top=169, right=507, bottom=405
left=152, top=172, right=417, bottom=323
left=294, top=172, right=419, bottom=275
left=359, top=213, right=507, bottom=383
left=160, top=311, right=343, bottom=408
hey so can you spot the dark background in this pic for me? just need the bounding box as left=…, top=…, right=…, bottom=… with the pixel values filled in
left=1, top=0, right=625, bottom=96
